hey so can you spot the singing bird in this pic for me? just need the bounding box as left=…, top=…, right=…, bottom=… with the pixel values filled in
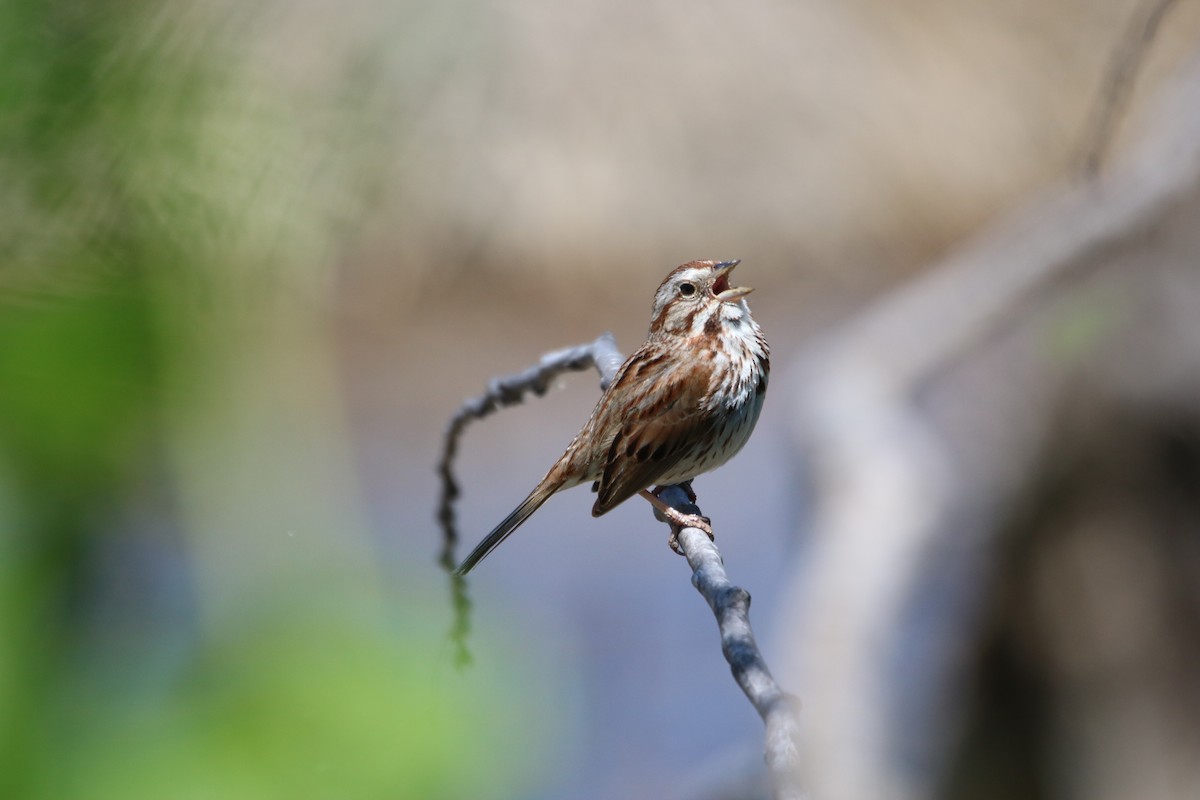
left=457, top=260, right=769, bottom=574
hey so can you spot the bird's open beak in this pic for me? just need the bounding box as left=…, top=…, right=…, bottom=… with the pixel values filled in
left=712, top=260, right=753, bottom=301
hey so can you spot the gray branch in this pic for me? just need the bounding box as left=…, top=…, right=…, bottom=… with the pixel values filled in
left=652, top=485, right=807, bottom=800
left=437, top=332, right=622, bottom=567
left=437, top=333, right=804, bottom=796
left=436, top=332, right=622, bottom=665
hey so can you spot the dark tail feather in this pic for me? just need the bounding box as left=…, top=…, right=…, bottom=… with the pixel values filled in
left=456, top=483, right=557, bottom=575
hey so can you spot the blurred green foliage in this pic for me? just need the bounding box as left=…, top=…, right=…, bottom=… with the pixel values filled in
left=0, top=1, right=549, bottom=797
left=20, top=594, right=539, bottom=800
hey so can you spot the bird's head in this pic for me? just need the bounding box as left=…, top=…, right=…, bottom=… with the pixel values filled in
left=649, top=260, right=753, bottom=337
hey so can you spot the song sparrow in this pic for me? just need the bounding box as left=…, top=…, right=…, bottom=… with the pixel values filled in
left=456, top=259, right=769, bottom=574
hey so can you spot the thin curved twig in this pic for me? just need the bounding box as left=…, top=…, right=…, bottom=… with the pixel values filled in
left=652, top=485, right=807, bottom=800
left=436, top=332, right=623, bottom=663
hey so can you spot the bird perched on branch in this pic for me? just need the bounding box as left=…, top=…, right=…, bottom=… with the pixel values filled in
left=457, top=260, right=769, bottom=574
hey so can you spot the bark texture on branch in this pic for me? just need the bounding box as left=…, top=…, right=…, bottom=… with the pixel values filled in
left=653, top=485, right=806, bottom=800
left=437, top=332, right=623, bottom=565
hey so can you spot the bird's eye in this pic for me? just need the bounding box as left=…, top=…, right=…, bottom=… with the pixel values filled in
left=679, top=282, right=696, bottom=297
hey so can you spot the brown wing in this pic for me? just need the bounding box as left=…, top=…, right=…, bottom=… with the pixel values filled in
left=591, top=354, right=713, bottom=515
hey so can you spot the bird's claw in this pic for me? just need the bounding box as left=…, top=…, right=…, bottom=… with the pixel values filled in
left=665, top=511, right=713, bottom=555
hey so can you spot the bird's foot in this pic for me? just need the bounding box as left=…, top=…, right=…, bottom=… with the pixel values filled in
left=641, top=488, right=713, bottom=556
left=664, top=510, right=713, bottom=555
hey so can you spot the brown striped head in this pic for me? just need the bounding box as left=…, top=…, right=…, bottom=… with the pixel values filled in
left=647, top=260, right=754, bottom=339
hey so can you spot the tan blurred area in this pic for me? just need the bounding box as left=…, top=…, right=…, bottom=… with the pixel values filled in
left=2, top=1, right=1199, bottom=799
left=332, top=0, right=1200, bottom=300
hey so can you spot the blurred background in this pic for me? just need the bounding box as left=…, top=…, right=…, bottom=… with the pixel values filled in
left=2, top=0, right=1199, bottom=798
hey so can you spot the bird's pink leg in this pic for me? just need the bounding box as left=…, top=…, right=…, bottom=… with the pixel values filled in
left=640, top=488, right=713, bottom=555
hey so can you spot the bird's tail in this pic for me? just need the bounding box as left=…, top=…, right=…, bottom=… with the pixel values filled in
left=455, top=482, right=558, bottom=575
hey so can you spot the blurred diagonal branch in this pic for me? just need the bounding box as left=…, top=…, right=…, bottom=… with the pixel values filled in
left=1080, top=0, right=1182, bottom=179
left=653, top=485, right=806, bottom=800
left=785, top=49, right=1200, bottom=800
